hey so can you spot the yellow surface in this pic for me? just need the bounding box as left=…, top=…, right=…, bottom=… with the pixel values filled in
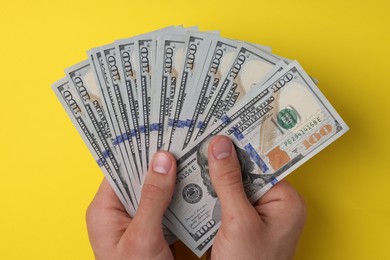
left=0, top=0, right=389, bottom=259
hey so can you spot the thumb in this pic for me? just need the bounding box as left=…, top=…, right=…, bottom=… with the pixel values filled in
left=132, top=151, right=176, bottom=230
left=208, top=136, right=252, bottom=216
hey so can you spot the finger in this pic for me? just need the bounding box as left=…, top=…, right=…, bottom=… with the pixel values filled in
left=88, top=177, right=126, bottom=212
left=208, top=136, right=252, bottom=215
left=86, top=178, right=131, bottom=255
left=131, top=151, right=177, bottom=231
left=254, top=180, right=306, bottom=257
left=255, top=180, right=306, bottom=225
left=256, top=180, right=304, bottom=207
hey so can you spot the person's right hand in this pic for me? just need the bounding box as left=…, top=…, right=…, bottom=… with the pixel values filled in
left=207, top=136, right=306, bottom=260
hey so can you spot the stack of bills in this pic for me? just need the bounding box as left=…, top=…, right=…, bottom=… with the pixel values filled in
left=52, top=26, right=348, bottom=256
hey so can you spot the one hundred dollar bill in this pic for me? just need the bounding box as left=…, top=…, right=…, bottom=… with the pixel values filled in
left=149, top=35, right=187, bottom=157
left=114, top=38, right=144, bottom=175
left=193, top=43, right=280, bottom=140
left=133, top=26, right=197, bottom=172
left=114, top=26, right=182, bottom=176
left=53, top=77, right=179, bottom=242
left=171, top=37, right=239, bottom=154
left=99, top=44, right=144, bottom=185
left=133, top=32, right=165, bottom=173
left=88, top=49, right=141, bottom=206
left=52, top=78, right=136, bottom=216
left=165, top=61, right=348, bottom=249
left=166, top=32, right=216, bottom=155
left=65, top=61, right=140, bottom=203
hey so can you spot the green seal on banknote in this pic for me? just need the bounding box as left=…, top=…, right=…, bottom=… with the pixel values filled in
left=277, top=109, right=298, bottom=129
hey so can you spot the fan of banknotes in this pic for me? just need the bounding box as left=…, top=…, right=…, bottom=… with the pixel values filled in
left=52, top=26, right=348, bottom=256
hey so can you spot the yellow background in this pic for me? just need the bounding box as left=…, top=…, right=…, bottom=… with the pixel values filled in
left=1, top=0, right=389, bottom=259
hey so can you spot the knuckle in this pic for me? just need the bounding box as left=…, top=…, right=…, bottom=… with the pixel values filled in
left=277, top=182, right=301, bottom=203
left=214, top=166, right=242, bottom=187
left=141, top=183, right=164, bottom=200
left=284, top=189, right=307, bottom=223
left=116, top=236, right=137, bottom=256
left=117, top=225, right=164, bottom=257
left=85, top=201, right=96, bottom=224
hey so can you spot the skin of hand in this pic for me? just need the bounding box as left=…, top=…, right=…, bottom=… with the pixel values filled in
left=207, top=136, right=306, bottom=260
left=86, top=151, right=177, bottom=260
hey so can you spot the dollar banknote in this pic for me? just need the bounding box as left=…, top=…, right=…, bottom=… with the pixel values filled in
left=135, top=27, right=197, bottom=172
left=52, top=78, right=136, bottom=215
left=164, top=61, right=348, bottom=249
left=87, top=49, right=140, bottom=191
left=64, top=61, right=140, bottom=203
left=100, top=44, right=144, bottom=185
left=170, top=37, right=239, bottom=155
left=114, top=38, right=143, bottom=174
left=193, top=43, right=280, bottom=141
left=166, top=32, right=216, bottom=154
left=149, top=35, right=186, bottom=157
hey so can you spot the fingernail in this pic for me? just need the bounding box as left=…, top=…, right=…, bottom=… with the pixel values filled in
left=153, top=152, right=172, bottom=174
left=212, top=137, right=232, bottom=160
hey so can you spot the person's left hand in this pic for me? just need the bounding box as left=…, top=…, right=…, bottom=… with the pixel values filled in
left=86, top=151, right=177, bottom=260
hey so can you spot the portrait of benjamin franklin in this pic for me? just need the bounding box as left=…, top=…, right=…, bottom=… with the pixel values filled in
left=196, top=137, right=280, bottom=221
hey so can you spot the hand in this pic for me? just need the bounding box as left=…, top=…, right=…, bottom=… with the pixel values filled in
left=207, top=136, right=306, bottom=260
left=86, top=151, right=177, bottom=260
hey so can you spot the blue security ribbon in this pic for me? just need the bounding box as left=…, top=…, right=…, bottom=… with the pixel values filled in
left=232, top=127, right=244, bottom=141
left=197, top=121, right=204, bottom=129
left=244, top=143, right=269, bottom=173
left=222, top=115, right=231, bottom=124
left=150, top=123, right=160, bottom=131
left=96, top=159, right=104, bottom=167
left=122, top=133, right=129, bottom=141
left=177, top=120, right=185, bottom=128
left=113, top=135, right=123, bottom=145
left=103, top=150, right=111, bottom=158
left=185, top=119, right=193, bottom=127
left=270, top=177, right=278, bottom=185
